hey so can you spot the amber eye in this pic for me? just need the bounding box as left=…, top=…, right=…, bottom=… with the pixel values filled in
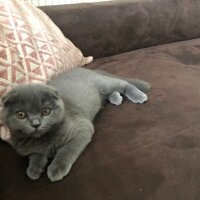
left=42, top=107, right=51, bottom=116
left=16, top=112, right=27, bottom=119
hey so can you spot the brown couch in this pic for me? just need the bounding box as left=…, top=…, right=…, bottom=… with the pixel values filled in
left=1, top=0, right=200, bottom=199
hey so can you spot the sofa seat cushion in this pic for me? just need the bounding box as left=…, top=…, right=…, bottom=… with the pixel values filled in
left=1, top=38, right=200, bottom=200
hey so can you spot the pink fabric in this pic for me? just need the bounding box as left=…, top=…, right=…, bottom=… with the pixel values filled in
left=0, top=0, right=93, bottom=143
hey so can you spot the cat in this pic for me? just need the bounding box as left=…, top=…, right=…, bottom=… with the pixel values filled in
left=1, top=68, right=150, bottom=182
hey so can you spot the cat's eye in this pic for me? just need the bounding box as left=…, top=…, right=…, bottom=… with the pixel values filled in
left=16, top=111, right=27, bottom=119
left=42, top=107, right=51, bottom=116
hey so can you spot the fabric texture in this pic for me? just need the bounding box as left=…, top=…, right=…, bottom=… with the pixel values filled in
left=41, top=0, right=200, bottom=58
left=1, top=38, right=200, bottom=199
left=0, top=0, right=93, bottom=141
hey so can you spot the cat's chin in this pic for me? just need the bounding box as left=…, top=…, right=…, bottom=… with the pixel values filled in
left=32, top=133, right=46, bottom=138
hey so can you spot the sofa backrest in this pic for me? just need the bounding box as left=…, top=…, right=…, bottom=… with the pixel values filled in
left=41, top=0, right=200, bottom=58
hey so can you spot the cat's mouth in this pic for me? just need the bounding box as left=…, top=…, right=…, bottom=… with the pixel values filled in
left=23, top=127, right=48, bottom=137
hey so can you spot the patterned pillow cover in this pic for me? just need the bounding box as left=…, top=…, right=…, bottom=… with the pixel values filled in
left=0, top=0, right=93, bottom=143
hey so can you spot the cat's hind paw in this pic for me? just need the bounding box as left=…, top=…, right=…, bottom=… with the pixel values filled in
left=108, top=91, right=123, bottom=105
left=125, top=85, right=148, bottom=104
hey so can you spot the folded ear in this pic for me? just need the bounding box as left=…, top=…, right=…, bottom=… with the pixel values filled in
left=47, top=86, right=59, bottom=99
left=1, top=90, right=17, bottom=106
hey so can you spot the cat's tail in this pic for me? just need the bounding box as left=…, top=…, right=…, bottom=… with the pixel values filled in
left=95, top=69, right=151, bottom=93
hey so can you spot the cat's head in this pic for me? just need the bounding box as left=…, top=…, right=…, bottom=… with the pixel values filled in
left=1, top=83, right=65, bottom=138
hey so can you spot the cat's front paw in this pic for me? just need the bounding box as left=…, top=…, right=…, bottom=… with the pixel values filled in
left=27, top=167, right=43, bottom=180
left=47, top=163, right=72, bottom=182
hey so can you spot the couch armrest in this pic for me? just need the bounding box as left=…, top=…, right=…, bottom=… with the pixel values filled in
left=40, top=0, right=200, bottom=58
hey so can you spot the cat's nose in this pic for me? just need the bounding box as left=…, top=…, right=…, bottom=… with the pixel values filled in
left=32, top=119, right=41, bottom=129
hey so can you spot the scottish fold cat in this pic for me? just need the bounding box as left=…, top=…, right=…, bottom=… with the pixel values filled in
left=1, top=68, right=150, bottom=182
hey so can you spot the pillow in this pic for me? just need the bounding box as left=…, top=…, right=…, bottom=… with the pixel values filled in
left=0, top=0, right=93, bottom=144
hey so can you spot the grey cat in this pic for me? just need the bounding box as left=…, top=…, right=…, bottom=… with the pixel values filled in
left=1, top=68, right=150, bottom=182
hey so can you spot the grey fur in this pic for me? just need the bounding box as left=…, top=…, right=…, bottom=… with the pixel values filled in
left=1, top=68, right=150, bottom=182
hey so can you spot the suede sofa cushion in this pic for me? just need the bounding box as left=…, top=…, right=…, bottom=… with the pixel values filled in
left=1, top=38, right=200, bottom=200
left=0, top=0, right=93, bottom=142
left=41, top=0, right=200, bottom=58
